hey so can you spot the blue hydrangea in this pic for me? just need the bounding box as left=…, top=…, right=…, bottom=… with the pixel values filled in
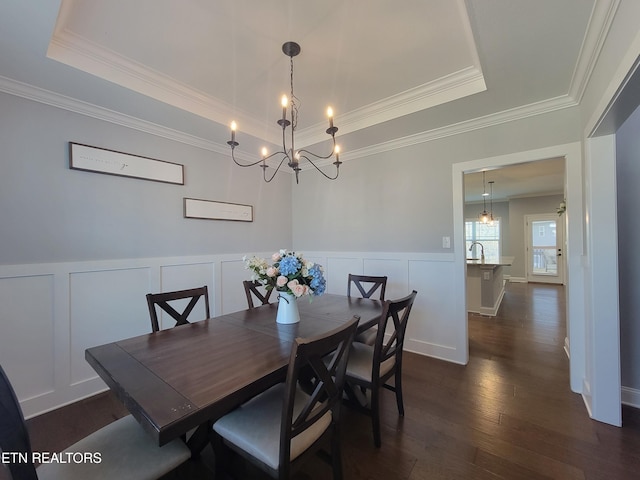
left=279, top=255, right=301, bottom=276
left=309, top=264, right=326, bottom=295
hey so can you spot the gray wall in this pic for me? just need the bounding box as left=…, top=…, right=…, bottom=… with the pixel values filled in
left=616, top=103, right=640, bottom=391
left=0, top=92, right=292, bottom=265
left=292, top=107, right=580, bottom=253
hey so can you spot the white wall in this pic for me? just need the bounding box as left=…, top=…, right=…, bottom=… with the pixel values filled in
left=575, top=0, right=640, bottom=424
left=616, top=104, right=640, bottom=399
left=0, top=252, right=269, bottom=418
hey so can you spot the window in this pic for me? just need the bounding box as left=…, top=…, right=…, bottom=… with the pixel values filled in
left=465, top=218, right=501, bottom=259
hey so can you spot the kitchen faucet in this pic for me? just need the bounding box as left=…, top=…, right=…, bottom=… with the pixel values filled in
left=469, top=241, right=485, bottom=262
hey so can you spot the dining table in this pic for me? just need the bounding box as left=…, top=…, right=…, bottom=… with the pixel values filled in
left=84, top=293, right=383, bottom=454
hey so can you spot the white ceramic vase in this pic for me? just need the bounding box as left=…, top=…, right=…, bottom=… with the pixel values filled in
left=276, top=291, right=300, bottom=324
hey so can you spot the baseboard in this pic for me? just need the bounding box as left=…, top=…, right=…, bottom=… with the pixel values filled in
left=508, top=276, right=527, bottom=283
left=622, top=387, right=640, bottom=409
left=467, top=283, right=506, bottom=317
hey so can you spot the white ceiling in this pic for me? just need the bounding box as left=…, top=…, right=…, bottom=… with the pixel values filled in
left=47, top=0, right=487, bottom=147
left=464, top=158, right=566, bottom=203
left=0, top=0, right=604, bottom=195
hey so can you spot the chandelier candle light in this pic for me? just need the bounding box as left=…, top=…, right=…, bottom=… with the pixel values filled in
left=228, top=41, right=342, bottom=184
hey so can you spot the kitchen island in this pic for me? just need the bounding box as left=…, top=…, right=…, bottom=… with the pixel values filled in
left=466, top=256, right=514, bottom=316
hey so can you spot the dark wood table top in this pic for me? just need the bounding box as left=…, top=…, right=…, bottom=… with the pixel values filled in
left=85, top=294, right=382, bottom=447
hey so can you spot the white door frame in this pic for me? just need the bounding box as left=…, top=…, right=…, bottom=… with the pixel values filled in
left=525, top=213, right=565, bottom=284
left=452, top=142, right=586, bottom=401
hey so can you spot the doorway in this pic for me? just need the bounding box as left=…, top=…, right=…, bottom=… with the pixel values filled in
left=526, top=213, right=565, bottom=284
left=452, top=142, right=584, bottom=393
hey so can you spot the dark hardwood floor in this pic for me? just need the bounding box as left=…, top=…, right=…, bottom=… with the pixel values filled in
left=26, top=283, right=640, bottom=479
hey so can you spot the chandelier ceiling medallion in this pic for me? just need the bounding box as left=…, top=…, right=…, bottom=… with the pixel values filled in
left=228, top=41, right=341, bottom=184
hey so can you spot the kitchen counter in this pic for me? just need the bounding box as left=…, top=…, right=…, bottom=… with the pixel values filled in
left=466, top=256, right=515, bottom=266
left=466, top=256, right=514, bottom=316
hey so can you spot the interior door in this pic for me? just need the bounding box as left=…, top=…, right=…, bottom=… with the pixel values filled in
left=526, top=214, right=564, bottom=284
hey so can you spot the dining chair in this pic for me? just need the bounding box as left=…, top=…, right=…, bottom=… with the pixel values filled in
left=211, top=316, right=360, bottom=480
left=344, top=290, right=418, bottom=448
left=146, top=285, right=210, bottom=332
left=243, top=280, right=274, bottom=309
left=0, top=365, right=191, bottom=480
left=347, top=274, right=388, bottom=346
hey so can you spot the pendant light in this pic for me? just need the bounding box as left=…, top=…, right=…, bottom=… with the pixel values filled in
left=479, top=171, right=490, bottom=223
left=488, top=180, right=495, bottom=225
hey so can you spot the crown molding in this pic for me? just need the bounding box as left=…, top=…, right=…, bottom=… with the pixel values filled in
left=338, top=95, right=578, bottom=165
left=15, top=0, right=612, bottom=176
left=568, top=0, right=621, bottom=103
left=0, top=75, right=235, bottom=158
left=295, top=66, right=486, bottom=147
left=47, top=29, right=487, bottom=148
left=0, top=74, right=578, bottom=173
left=46, top=29, right=270, bottom=144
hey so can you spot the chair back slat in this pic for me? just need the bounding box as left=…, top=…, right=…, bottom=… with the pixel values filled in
left=347, top=274, right=387, bottom=301
left=373, top=291, right=418, bottom=374
left=243, top=280, right=273, bottom=309
left=146, top=286, right=210, bottom=332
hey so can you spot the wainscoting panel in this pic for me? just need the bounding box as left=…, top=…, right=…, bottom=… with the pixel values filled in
left=0, top=250, right=463, bottom=418
left=363, top=257, right=408, bottom=299
left=0, top=274, right=55, bottom=402
left=220, top=258, right=252, bottom=315
left=307, top=251, right=463, bottom=363
left=325, top=256, right=362, bottom=294
left=69, top=267, right=153, bottom=385
left=407, top=258, right=460, bottom=361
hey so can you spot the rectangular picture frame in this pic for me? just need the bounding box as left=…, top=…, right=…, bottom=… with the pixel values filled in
left=184, top=198, right=253, bottom=222
left=69, top=142, right=184, bottom=185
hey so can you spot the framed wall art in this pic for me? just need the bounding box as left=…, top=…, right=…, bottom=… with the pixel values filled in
left=69, top=142, right=184, bottom=185
left=184, top=198, right=253, bottom=222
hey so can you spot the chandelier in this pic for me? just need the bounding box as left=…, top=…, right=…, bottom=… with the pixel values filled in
left=228, top=41, right=341, bottom=184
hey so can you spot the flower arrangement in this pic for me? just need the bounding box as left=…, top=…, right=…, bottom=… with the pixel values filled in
left=243, top=250, right=326, bottom=298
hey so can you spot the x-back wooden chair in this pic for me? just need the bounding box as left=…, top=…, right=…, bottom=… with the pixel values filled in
left=243, top=280, right=274, bottom=309
left=344, top=290, right=418, bottom=447
left=347, top=274, right=387, bottom=301
left=146, top=285, right=210, bottom=332
left=347, top=274, right=388, bottom=345
left=212, top=316, right=360, bottom=479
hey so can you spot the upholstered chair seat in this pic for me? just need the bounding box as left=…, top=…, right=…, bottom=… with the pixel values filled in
left=213, top=383, right=331, bottom=470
